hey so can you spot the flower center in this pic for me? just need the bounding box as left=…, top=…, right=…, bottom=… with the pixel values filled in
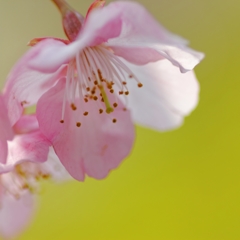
left=60, top=45, right=143, bottom=127
left=0, top=163, right=51, bottom=199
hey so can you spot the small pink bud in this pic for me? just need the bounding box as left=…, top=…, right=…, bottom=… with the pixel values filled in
left=51, top=0, right=84, bottom=41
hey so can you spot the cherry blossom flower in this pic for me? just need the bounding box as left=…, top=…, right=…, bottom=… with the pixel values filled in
left=4, top=0, right=204, bottom=181
left=0, top=147, right=70, bottom=239
left=0, top=94, right=69, bottom=238
left=0, top=95, right=43, bottom=238
left=0, top=98, right=50, bottom=174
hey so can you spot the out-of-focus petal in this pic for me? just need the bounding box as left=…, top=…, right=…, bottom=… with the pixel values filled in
left=122, top=59, right=199, bottom=131
left=0, top=141, right=8, bottom=165
left=106, top=1, right=189, bottom=45
left=0, top=96, right=13, bottom=141
left=104, top=1, right=204, bottom=72
left=0, top=96, right=13, bottom=164
left=0, top=132, right=51, bottom=174
left=37, top=79, right=135, bottom=181
left=11, top=147, right=71, bottom=184
left=0, top=191, right=35, bottom=239
left=3, top=42, right=67, bottom=125
left=13, top=114, right=39, bottom=134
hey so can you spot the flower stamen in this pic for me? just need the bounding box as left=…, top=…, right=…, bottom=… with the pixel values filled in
left=71, top=103, right=77, bottom=110
left=60, top=44, right=143, bottom=124
left=76, top=122, right=81, bottom=127
left=99, top=85, right=113, bottom=114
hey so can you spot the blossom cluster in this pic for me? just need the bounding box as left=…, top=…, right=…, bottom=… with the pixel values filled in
left=0, top=0, right=203, bottom=238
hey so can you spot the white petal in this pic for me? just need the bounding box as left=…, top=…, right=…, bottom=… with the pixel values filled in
left=124, top=59, right=199, bottom=131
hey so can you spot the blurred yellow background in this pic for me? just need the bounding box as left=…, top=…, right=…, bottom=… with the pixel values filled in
left=1, top=0, right=240, bottom=239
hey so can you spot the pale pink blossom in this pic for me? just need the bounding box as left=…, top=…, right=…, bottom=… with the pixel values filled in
left=0, top=92, right=69, bottom=182
left=0, top=96, right=14, bottom=163
left=4, top=0, right=204, bottom=180
left=0, top=99, right=51, bottom=174
left=0, top=148, right=70, bottom=239
left=0, top=95, right=42, bottom=238
left=0, top=94, right=69, bottom=238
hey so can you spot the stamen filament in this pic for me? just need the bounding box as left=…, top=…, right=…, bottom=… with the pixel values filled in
left=61, top=44, right=142, bottom=125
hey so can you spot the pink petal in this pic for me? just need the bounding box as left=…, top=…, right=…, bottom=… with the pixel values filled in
left=3, top=42, right=67, bottom=125
left=0, top=191, right=35, bottom=239
left=105, top=1, right=204, bottom=72
left=36, top=79, right=135, bottom=181
left=13, top=114, right=39, bottom=134
left=29, top=1, right=203, bottom=75
left=28, top=4, right=123, bottom=72
left=82, top=1, right=122, bottom=46
left=0, top=131, right=51, bottom=174
left=28, top=37, right=70, bottom=47
left=28, top=38, right=79, bottom=73
left=0, top=141, right=8, bottom=165
left=0, top=96, right=14, bottom=164
left=122, top=59, right=199, bottom=131
left=0, top=96, right=13, bottom=141
left=86, top=0, right=106, bottom=19
left=110, top=44, right=204, bottom=73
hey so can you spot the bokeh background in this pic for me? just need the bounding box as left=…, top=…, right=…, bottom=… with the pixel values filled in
left=0, top=0, right=240, bottom=239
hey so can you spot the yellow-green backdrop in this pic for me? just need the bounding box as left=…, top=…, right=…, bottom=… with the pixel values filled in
left=0, top=0, right=240, bottom=239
